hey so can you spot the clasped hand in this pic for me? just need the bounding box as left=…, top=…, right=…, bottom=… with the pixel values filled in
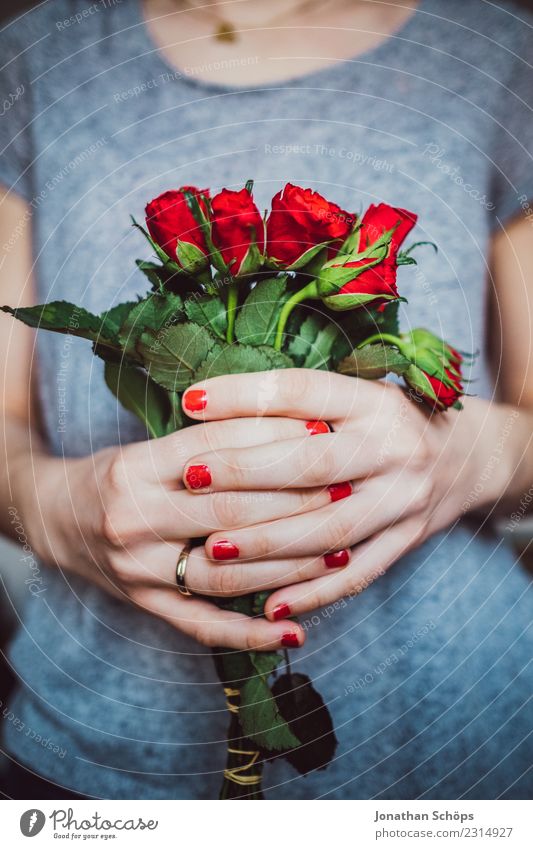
left=69, top=369, right=475, bottom=651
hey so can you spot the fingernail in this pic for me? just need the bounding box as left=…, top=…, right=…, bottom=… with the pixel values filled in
left=305, top=420, right=330, bottom=436
left=281, top=632, right=300, bottom=648
left=328, top=481, right=352, bottom=502
left=185, top=464, right=212, bottom=490
left=324, top=549, right=350, bottom=569
left=272, top=603, right=291, bottom=621
left=184, top=389, right=207, bottom=412
left=212, top=540, right=240, bottom=561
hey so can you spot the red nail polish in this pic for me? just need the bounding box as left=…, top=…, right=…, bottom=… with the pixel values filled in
left=273, top=603, right=291, bottom=621
left=184, top=389, right=207, bottom=412
left=328, top=481, right=352, bottom=502
left=212, top=540, right=240, bottom=561
left=305, top=420, right=330, bottom=436
left=185, top=464, right=212, bottom=490
left=324, top=549, right=350, bottom=569
left=281, top=633, right=300, bottom=648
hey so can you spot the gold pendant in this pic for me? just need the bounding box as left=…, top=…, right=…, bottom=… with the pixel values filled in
left=215, top=22, right=238, bottom=42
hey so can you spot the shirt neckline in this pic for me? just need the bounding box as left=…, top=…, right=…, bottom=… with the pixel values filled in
left=131, top=0, right=426, bottom=94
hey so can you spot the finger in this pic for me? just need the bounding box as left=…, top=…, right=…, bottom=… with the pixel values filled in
left=141, top=588, right=305, bottom=651
left=204, top=476, right=409, bottom=561
left=185, top=548, right=352, bottom=598
left=111, top=543, right=305, bottom=650
left=262, top=520, right=418, bottom=620
left=142, top=485, right=330, bottom=540
left=182, top=431, right=380, bottom=493
left=108, top=484, right=330, bottom=545
left=128, top=416, right=313, bottom=483
left=182, top=369, right=386, bottom=423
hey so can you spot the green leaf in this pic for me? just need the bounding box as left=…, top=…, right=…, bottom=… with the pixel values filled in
left=184, top=295, right=227, bottom=340
left=137, top=323, right=218, bottom=391
left=100, top=301, right=140, bottom=340
left=333, top=300, right=401, bottom=359
left=104, top=361, right=172, bottom=439
left=251, top=591, right=272, bottom=617
left=235, top=276, right=288, bottom=346
left=239, top=669, right=300, bottom=752
left=1, top=301, right=121, bottom=353
left=302, top=324, right=340, bottom=370
left=287, top=312, right=339, bottom=369
left=287, top=313, right=324, bottom=364
left=164, top=391, right=185, bottom=434
left=119, top=293, right=184, bottom=358
left=249, top=651, right=284, bottom=678
left=338, top=344, right=411, bottom=380
left=258, top=346, right=294, bottom=369
left=135, top=259, right=165, bottom=290
left=193, top=343, right=292, bottom=382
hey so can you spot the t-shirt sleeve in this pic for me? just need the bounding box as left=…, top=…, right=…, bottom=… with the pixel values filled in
left=488, top=29, right=533, bottom=230
left=0, top=22, right=34, bottom=202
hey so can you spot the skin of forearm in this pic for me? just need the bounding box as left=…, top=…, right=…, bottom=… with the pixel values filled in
left=0, top=415, right=45, bottom=541
left=0, top=413, right=72, bottom=562
left=452, top=396, right=533, bottom=520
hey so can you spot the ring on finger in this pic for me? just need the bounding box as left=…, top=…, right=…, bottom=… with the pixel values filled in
left=176, top=544, right=193, bottom=597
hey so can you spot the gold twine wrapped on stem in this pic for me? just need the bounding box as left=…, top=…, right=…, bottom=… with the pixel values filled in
left=219, top=685, right=264, bottom=799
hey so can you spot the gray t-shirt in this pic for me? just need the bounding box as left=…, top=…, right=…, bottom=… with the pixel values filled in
left=1, top=0, right=532, bottom=799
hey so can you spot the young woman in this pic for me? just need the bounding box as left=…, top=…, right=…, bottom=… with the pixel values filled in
left=1, top=0, right=532, bottom=799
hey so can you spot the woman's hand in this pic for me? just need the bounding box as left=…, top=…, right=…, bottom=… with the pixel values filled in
left=180, top=369, right=511, bottom=622
left=16, top=416, right=325, bottom=650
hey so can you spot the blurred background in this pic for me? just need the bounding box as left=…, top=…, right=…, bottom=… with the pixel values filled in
left=1, top=0, right=532, bottom=788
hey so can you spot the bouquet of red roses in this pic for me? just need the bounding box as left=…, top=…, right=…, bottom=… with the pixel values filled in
left=2, top=181, right=466, bottom=799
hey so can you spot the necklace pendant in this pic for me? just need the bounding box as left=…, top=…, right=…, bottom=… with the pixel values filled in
left=215, top=22, right=238, bottom=43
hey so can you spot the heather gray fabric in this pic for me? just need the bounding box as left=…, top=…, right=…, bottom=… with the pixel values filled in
left=1, top=0, right=532, bottom=799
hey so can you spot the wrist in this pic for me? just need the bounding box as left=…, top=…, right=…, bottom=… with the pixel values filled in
left=456, top=397, right=523, bottom=516
left=13, top=451, right=79, bottom=567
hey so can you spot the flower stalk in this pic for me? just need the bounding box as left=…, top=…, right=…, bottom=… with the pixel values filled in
left=219, top=688, right=264, bottom=800
left=274, top=279, right=319, bottom=351
left=226, top=278, right=239, bottom=343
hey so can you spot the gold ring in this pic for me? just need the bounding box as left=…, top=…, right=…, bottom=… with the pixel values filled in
left=176, top=544, right=193, bottom=597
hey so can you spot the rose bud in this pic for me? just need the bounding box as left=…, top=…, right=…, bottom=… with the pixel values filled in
left=211, top=186, right=265, bottom=276
left=266, top=183, right=355, bottom=269
left=145, top=187, right=210, bottom=272
left=405, top=363, right=464, bottom=410
left=403, top=328, right=464, bottom=378
left=397, top=329, right=465, bottom=410
left=356, top=326, right=466, bottom=410
left=318, top=203, right=417, bottom=311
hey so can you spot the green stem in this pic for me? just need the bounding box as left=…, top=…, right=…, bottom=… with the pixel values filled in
left=274, top=279, right=319, bottom=351
left=226, top=279, right=239, bottom=344
left=358, top=332, right=404, bottom=349
left=219, top=710, right=264, bottom=800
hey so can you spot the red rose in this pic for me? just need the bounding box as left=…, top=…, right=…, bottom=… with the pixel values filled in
left=447, top=345, right=463, bottom=366
left=320, top=204, right=417, bottom=310
left=406, top=364, right=463, bottom=410
left=211, top=187, right=265, bottom=275
left=266, top=183, right=354, bottom=267
left=357, top=203, right=417, bottom=256
left=424, top=367, right=464, bottom=409
left=145, top=187, right=210, bottom=269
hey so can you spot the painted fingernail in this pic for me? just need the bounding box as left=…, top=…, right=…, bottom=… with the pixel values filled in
left=185, top=464, right=212, bottom=490
left=272, top=603, right=291, bottom=621
left=212, top=540, right=240, bottom=561
left=324, top=549, right=350, bottom=569
left=305, top=420, right=330, bottom=436
left=328, top=481, right=352, bottom=502
left=184, top=389, right=207, bottom=412
left=281, top=632, right=300, bottom=648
